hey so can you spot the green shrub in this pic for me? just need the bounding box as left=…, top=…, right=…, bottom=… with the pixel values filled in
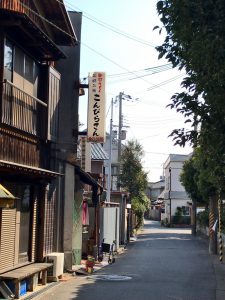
left=197, top=209, right=209, bottom=227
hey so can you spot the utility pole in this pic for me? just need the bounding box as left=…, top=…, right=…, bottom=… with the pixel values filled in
left=106, top=98, right=113, bottom=202
left=117, top=92, right=123, bottom=181
left=115, top=92, right=136, bottom=190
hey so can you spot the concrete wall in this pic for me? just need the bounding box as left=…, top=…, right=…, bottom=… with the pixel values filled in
left=54, top=11, right=82, bottom=270
left=63, top=163, right=75, bottom=269
left=149, top=209, right=161, bottom=221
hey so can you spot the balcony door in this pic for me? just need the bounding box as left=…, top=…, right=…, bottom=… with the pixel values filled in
left=3, top=38, right=40, bottom=134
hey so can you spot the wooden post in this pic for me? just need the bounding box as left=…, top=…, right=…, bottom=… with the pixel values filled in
left=14, top=280, right=20, bottom=299
left=41, top=270, right=47, bottom=285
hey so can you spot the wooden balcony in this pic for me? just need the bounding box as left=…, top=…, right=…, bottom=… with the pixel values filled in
left=1, top=80, right=47, bottom=138
left=0, top=0, right=76, bottom=47
left=0, top=0, right=44, bottom=32
left=0, top=1, right=67, bottom=61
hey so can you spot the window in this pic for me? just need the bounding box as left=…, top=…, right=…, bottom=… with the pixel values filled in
left=4, top=38, right=40, bottom=97
left=112, top=175, right=118, bottom=191
left=111, top=166, right=117, bottom=175
left=182, top=206, right=190, bottom=216
left=4, top=39, right=13, bottom=81
left=19, top=186, right=31, bottom=263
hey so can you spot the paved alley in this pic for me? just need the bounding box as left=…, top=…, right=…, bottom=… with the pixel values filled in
left=36, top=220, right=225, bottom=300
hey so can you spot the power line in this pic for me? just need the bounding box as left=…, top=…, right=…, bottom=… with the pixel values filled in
left=63, top=0, right=156, bottom=47
left=18, top=0, right=184, bottom=101
left=107, top=63, right=172, bottom=78
left=17, top=0, right=170, bottom=91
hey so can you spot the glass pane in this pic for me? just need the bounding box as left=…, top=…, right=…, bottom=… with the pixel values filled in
left=19, top=185, right=31, bottom=262
left=4, top=39, right=13, bottom=81
left=24, top=55, right=34, bottom=83
left=14, top=46, right=24, bottom=77
left=33, top=63, right=39, bottom=97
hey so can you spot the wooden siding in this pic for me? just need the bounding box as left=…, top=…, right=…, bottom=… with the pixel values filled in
left=48, top=67, right=60, bottom=141
left=0, top=209, right=17, bottom=271
left=43, top=183, right=56, bottom=256
left=31, top=188, right=38, bottom=262
left=0, top=127, right=40, bottom=167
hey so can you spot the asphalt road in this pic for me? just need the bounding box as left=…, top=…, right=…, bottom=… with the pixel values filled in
left=36, top=220, right=219, bottom=300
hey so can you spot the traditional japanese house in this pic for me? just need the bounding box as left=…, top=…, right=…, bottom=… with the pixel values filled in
left=0, top=0, right=76, bottom=274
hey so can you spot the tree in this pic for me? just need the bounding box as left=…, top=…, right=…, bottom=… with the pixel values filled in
left=180, top=147, right=218, bottom=252
left=119, top=140, right=148, bottom=197
left=155, top=0, right=225, bottom=186
left=119, top=139, right=148, bottom=227
left=180, top=148, right=215, bottom=235
left=155, top=0, right=225, bottom=253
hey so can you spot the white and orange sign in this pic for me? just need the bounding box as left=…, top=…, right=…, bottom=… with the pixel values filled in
left=87, top=72, right=106, bottom=143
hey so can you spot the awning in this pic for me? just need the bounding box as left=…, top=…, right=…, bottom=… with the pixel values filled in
left=0, top=160, right=63, bottom=179
left=75, top=165, right=102, bottom=189
left=75, top=165, right=103, bottom=206
left=0, top=184, right=18, bottom=208
left=0, top=184, right=17, bottom=200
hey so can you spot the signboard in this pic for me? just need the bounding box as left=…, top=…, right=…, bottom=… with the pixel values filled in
left=87, top=72, right=106, bottom=143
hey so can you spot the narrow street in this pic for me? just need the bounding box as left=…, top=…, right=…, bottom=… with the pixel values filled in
left=36, top=220, right=225, bottom=300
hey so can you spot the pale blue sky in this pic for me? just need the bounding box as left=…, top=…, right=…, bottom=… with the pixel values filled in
left=65, top=0, right=192, bottom=181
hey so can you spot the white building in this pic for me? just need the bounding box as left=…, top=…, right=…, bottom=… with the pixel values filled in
left=163, top=154, right=192, bottom=224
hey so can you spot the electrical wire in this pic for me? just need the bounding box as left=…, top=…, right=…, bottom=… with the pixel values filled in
left=16, top=0, right=176, bottom=93
left=107, top=63, right=172, bottom=78
left=63, top=0, right=156, bottom=47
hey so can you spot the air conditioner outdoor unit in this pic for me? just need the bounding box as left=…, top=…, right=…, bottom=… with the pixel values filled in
left=46, top=252, right=64, bottom=281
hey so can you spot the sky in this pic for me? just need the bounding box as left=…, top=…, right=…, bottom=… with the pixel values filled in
left=65, top=0, right=193, bottom=182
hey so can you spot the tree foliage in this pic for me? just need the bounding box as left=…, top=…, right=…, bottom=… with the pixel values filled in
left=155, top=0, right=225, bottom=185
left=119, top=140, right=148, bottom=198
left=119, top=140, right=148, bottom=227
left=180, top=148, right=217, bottom=205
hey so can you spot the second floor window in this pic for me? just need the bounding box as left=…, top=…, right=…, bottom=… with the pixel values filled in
left=4, top=38, right=40, bottom=98
left=4, top=39, right=13, bottom=82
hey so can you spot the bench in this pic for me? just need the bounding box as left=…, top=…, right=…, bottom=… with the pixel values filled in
left=0, top=263, right=53, bottom=299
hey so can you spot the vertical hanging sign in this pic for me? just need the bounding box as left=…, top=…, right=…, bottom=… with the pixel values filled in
left=87, top=72, right=106, bottom=143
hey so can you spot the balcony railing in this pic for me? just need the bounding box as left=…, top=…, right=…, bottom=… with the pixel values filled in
left=0, top=0, right=45, bottom=32
left=2, top=79, right=47, bottom=137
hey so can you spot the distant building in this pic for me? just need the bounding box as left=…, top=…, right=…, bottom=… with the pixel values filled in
left=146, top=178, right=165, bottom=221
left=163, top=154, right=192, bottom=225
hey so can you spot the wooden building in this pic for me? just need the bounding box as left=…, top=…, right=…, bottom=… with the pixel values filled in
left=0, top=0, right=76, bottom=274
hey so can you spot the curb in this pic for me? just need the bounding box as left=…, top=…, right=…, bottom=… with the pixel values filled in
left=211, top=255, right=225, bottom=300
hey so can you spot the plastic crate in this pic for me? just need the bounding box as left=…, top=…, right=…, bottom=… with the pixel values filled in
left=6, top=279, right=27, bottom=296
